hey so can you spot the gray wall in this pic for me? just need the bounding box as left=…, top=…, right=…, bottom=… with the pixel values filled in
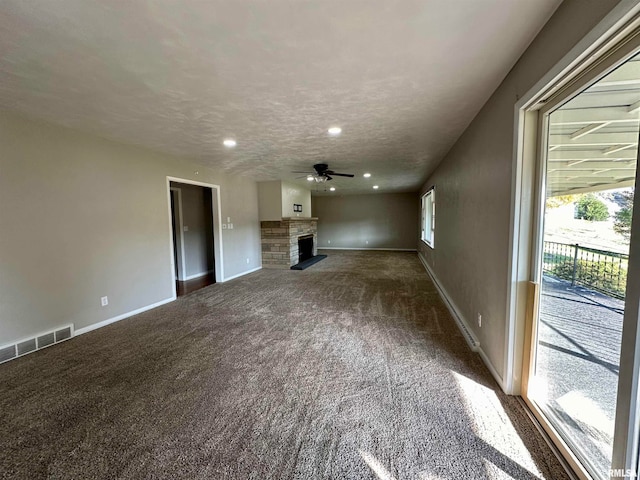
left=281, top=181, right=312, bottom=218
left=313, top=193, right=418, bottom=250
left=171, top=182, right=214, bottom=279
left=417, top=0, right=622, bottom=383
left=257, top=181, right=282, bottom=221
left=258, top=180, right=312, bottom=220
left=0, top=110, right=261, bottom=346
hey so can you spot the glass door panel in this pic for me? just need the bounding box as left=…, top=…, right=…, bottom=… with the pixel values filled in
left=530, top=52, right=640, bottom=479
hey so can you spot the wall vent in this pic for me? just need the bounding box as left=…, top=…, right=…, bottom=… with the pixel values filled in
left=17, top=339, right=36, bottom=356
left=0, top=325, right=74, bottom=365
left=55, top=327, right=71, bottom=342
left=0, top=345, right=16, bottom=363
left=37, top=333, right=55, bottom=349
left=452, top=316, right=480, bottom=351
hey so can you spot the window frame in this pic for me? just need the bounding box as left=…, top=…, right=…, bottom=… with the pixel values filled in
left=508, top=7, right=640, bottom=478
left=421, top=187, right=435, bottom=248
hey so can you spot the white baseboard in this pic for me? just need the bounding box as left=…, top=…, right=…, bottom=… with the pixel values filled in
left=417, top=253, right=480, bottom=351
left=417, top=253, right=506, bottom=390
left=318, top=247, right=417, bottom=252
left=74, top=297, right=176, bottom=336
left=75, top=266, right=262, bottom=339
left=477, top=345, right=506, bottom=391
left=222, top=266, right=262, bottom=282
left=181, top=270, right=214, bottom=281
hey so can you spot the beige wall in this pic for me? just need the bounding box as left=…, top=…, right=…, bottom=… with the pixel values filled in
left=258, top=180, right=312, bottom=220
left=417, top=0, right=622, bottom=384
left=313, top=193, right=418, bottom=250
left=0, top=110, right=261, bottom=346
left=257, top=181, right=282, bottom=221
left=281, top=181, right=312, bottom=218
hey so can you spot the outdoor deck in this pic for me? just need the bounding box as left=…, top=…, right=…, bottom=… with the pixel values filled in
left=536, top=275, right=623, bottom=475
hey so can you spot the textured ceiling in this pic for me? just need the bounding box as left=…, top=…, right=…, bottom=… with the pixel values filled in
left=0, top=0, right=561, bottom=194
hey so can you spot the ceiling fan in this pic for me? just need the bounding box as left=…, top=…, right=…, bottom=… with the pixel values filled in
left=293, top=163, right=355, bottom=182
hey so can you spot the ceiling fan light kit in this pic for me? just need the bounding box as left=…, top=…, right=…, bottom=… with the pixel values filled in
left=312, top=163, right=354, bottom=181
left=293, top=163, right=357, bottom=188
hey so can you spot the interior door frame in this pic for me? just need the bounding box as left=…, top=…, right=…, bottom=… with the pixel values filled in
left=166, top=177, right=224, bottom=298
left=169, top=187, right=187, bottom=281
left=507, top=3, right=640, bottom=478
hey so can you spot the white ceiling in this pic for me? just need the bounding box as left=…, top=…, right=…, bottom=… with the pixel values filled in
left=0, top=0, right=561, bottom=194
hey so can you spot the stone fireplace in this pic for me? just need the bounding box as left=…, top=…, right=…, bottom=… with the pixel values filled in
left=260, top=218, right=318, bottom=269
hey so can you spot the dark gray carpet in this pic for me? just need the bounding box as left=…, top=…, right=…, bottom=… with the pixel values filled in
left=0, top=250, right=569, bottom=479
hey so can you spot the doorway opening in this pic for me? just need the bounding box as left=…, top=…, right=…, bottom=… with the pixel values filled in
left=168, top=179, right=221, bottom=297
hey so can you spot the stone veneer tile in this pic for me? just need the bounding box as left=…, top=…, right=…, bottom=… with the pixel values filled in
left=260, top=219, right=318, bottom=269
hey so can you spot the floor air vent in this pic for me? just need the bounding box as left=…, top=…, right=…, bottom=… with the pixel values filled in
left=0, top=325, right=74, bottom=365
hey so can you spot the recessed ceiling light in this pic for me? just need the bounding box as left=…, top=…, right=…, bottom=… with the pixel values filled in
left=329, top=187, right=336, bottom=191
left=223, top=139, right=237, bottom=147
left=363, top=173, right=371, bottom=178
left=307, top=175, right=314, bottom=182
left=373, top=185, right=379, bottom=189
left=328, top=127, right=342, bottom=136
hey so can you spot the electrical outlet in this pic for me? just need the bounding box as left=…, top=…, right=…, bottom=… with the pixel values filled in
left=327, top=240, right=331, bottom=244
left=101, top=296, right=108, bottom=307
left=365, top=240, right=369, bottom=244
left=229, top=223, right=233, bottom=229
left=227, top=217, right=231, bottom=223
left=246, top=258, right=250, bottom=264
left=477, top=313, right=482, bottom=327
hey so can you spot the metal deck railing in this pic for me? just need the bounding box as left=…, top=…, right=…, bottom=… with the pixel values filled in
left=543, top=241, right=629, bottom=299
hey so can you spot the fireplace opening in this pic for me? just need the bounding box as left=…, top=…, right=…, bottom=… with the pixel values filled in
left=298, top=234, right=314, bottom=263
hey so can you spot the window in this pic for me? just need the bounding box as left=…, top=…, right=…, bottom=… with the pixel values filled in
left=514, top=31, right=640, bottom=480
left=421, top=188, right=435, bottom=247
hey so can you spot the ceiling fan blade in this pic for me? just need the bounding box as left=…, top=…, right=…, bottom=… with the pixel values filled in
left=331, top=173, right=355, bottom=177
left=325, top=174, right=333, bottom=181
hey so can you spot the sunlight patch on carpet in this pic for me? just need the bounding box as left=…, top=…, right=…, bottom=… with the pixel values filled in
left=452, top=372, right=542, bottom=479
left=359, top=450, right=397, bottom=480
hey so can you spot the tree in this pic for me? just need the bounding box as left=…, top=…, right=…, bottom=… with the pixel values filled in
left=614, top=190, right=634, bottom=240
left=546, top=194, right=579, bottom=209
left=575, top=194, right=609, bottom=221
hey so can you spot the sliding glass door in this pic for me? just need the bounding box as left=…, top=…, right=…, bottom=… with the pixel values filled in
left=525, top=49, right=640, bottom=479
